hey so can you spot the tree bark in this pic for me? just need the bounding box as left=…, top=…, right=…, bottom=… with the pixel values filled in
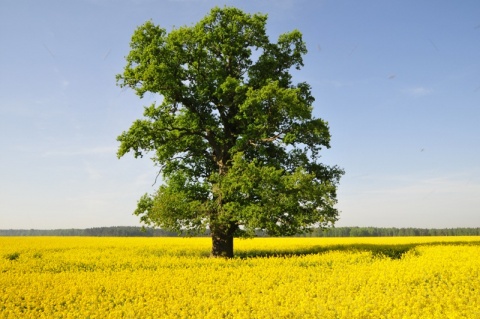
left=211, top=232, right=233, bottom=258
left=210, top=224, right=236, bottom=258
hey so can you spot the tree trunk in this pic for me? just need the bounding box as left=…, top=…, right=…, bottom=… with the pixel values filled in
left=211, top=226, right=235, bottom=258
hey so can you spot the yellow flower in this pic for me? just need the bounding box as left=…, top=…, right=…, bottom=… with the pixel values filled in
left=1, top=236, right=479, bottom=318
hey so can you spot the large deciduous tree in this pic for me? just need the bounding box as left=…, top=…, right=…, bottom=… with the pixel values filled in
left=116, top=6, right=344, bottom=257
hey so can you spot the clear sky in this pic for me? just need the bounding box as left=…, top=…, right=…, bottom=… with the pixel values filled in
left=1, top=0, right=479, bottom=230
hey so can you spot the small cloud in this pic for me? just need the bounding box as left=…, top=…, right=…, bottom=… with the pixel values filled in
left=84, top=162, right=102, bottom=180
left=405, top=87, right=433, bottom=97
left=62, top=80, right=70, bottom=89
left=42, top=146, right=117, bottom=158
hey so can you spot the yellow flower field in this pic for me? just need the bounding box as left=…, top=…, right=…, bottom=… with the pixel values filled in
left=1, top=236, right=479, bottom=318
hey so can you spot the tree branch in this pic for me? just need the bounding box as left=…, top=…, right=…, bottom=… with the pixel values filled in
left=152, top=164, right=166, bottom=186
left=248, top=130, right=288, bottom=146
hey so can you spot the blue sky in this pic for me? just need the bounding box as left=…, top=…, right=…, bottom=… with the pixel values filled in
left=1, top=0, right=479, bottom=229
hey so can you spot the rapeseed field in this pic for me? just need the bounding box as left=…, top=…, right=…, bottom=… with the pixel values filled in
left=1, top=236, right=479, bottom=318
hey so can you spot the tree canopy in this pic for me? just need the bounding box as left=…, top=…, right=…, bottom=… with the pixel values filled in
left=116, top=6, right=344, bottom=257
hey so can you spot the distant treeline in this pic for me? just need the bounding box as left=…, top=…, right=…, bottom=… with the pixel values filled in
left=302, top=227, right=480, bottom=237
left=1, top=226, right=479, bottom=237
left=0, top=227, right=191, bottom=237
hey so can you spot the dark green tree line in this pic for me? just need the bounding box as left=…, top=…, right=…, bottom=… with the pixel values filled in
left=2, top=227, right=479, bottom=237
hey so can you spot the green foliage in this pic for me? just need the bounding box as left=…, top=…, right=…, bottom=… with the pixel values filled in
left=0, top=227, right=204, bottom=237
left=5, top=252, right=20, bottom=261
left=1, top=227, right=480, bottom=237
left=116, top=6, right=344, bottom=255
left=307, top=227, right=480, bottom=237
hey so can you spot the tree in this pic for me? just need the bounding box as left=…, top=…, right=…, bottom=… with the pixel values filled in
left=116, top=6, right=344, bottom=257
